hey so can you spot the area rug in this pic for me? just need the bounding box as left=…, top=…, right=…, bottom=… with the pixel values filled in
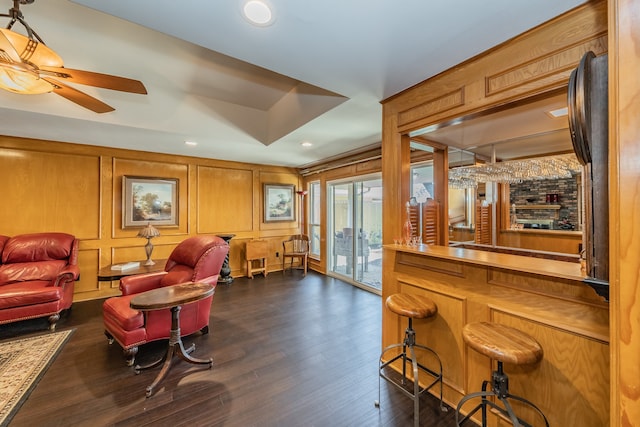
left=0, top=329, right=74, bottom=427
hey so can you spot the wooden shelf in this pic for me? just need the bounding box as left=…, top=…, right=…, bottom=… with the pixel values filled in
left=515, top=204, right=561, bottom=210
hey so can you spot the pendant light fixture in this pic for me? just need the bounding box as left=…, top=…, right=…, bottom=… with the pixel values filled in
left=0, top=0, right=55, bottom=94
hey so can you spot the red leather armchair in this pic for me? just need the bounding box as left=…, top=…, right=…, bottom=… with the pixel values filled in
left=0, top=232, right=80, bottom=331
left=103, top=235, right=229, bottom=366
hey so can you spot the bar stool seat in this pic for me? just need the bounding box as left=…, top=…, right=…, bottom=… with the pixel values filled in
left=456, top=322, right=549, bottom=427
left=375, top=293, right=447, bottom=427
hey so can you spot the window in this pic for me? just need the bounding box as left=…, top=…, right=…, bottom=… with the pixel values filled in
left=411, top=162, right=434, bottom=203
left=309, top=181, right=321, bottom=257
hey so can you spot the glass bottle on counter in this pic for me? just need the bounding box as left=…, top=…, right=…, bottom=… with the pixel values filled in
left=403, top=198, right=417, bottom=244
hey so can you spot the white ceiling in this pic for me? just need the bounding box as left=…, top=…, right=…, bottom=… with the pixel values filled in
left=0, top=0, right=585, bottom=167
left=417, top=93, right=573, bottom=161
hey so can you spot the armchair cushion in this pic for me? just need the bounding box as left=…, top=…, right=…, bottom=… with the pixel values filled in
left=0, top=260, right=69, bottom=284
left=102, top=294, right=144, bottom=331
left=0, top=282, right=63, bottom=309
left=2, top=233, right=75, bottom=264
left=119, top=272, right=165, bottom=296
left=160, top=265, right=194, bottom=287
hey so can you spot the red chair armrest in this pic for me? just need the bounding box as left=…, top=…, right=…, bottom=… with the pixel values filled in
left=53, top=265, right=80, bottom=287
left=119, top=272, right=167, bottom=295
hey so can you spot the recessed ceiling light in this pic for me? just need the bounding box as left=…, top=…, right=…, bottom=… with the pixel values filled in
left=185, top=140, right=198, bottom=146
left=547, top=107, right=568, bottom=118
left=242, top=1, right=274, bottom=26
left=301, top=141, right=313, bottom=147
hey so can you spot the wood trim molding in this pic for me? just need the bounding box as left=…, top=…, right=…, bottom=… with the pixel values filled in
left=485, top=33, right=608, bottom=96
left=398, top=88, right=465, bottom=128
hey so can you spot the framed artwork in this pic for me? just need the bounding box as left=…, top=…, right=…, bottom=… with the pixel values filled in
left=264, top=184, right=295, bottom=222
left=122, top=176, right=179, bottom=228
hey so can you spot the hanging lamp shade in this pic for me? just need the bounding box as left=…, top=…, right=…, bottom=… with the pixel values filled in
left=0, top=27, right=64, bottom=67
left=0, top=63, right=51, bottom=93
left=0, top=28, right=56, bottom=94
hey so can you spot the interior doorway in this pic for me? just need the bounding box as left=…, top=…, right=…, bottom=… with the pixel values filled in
left=327, top=175, right=382, bottom=293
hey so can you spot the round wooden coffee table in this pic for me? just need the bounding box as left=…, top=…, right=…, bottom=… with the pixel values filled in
left=130, top=282, right=215, bottom=397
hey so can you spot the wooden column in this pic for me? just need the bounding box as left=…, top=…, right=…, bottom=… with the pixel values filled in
left=609, top=0, right=640, bottom=424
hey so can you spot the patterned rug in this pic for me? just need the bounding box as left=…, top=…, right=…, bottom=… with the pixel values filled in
left=0, top=329, right=74, bottom=427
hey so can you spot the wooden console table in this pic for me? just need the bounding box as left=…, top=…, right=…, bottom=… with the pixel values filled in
left=130, top=282, right=215, bottom=397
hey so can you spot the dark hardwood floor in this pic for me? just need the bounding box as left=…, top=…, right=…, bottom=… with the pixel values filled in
left=3, top=272, right=463, bottom=427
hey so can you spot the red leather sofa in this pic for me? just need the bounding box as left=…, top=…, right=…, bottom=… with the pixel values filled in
left=0, top=232, right=80, bottom=331
left=103, top=235, right=229, bottom=366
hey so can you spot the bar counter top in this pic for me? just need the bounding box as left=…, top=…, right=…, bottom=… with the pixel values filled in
left=385, top=243, right=586, bottom=282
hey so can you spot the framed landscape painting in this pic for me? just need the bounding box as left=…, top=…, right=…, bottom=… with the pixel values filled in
left=123, top=176, right=179, bottom=228
left=264, top=184, right=295, bottom=222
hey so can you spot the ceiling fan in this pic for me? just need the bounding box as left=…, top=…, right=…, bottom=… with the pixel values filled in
left=0, top=0, right=146, bottom=113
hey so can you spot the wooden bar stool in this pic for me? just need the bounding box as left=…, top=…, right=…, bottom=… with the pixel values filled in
left=375, top=293, right=447, bottom=427
left=455, top=322, right=549, bottom=427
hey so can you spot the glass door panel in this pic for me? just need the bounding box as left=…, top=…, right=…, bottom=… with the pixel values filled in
left=330, top=183, right=352, bottom=277
left=328, top=176, right=382, bottom=293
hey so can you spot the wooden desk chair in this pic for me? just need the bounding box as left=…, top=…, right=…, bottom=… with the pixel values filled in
left=282, top=234, right=309, bottom=276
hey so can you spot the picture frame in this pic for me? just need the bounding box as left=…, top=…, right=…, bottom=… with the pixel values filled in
left=264, top=184, right=295, bottom=222
left=122, top=176, right=179, bottom=228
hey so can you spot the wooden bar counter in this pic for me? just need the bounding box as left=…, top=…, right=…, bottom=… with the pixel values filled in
left=382, top=244, right=609, bottom=426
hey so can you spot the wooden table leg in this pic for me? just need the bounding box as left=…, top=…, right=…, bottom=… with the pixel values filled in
left=137, top=305, right=213, bottom=397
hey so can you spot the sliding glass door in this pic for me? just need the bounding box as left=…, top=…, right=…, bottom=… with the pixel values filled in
left=328, top=175, right=382, bottom=293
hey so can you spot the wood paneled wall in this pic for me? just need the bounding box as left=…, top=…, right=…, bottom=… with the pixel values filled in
left=0, top=135, right=300, bottom=301
left=608, top=0, right=640, bottom=424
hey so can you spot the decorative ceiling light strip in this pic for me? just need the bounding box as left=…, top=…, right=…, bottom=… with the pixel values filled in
left=449, top=153, right=582, bottom=188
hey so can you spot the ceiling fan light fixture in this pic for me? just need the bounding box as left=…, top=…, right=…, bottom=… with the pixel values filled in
left=242, top=0, right=274, bottom=26
left=0, top=28, right=63, bottom=67
left=0, top=1, right=147, bottom=112
left=0, top=63, right=51, bottom=93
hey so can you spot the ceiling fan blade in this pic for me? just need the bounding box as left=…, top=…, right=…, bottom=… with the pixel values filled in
left=43, top=77, right=115, bottom=113
left=40, top=66, right=147, bottom=94
left=0, top=30, right=22, bottom=63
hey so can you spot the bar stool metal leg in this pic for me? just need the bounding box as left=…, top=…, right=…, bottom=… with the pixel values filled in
left=455, top=362, right=550, bottom=427
left=375, top=318, right=447, bottom=427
